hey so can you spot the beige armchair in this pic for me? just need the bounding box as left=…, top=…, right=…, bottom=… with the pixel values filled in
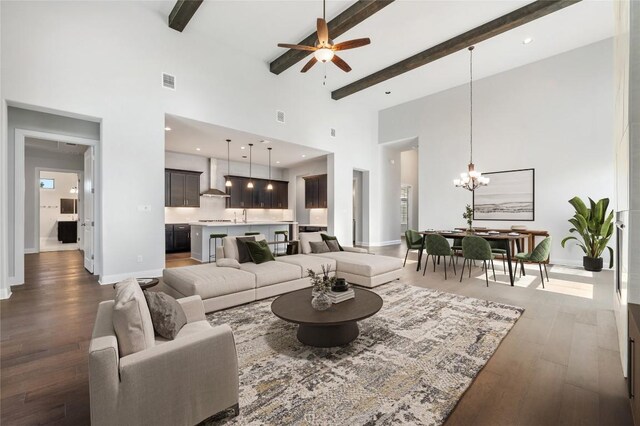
left=89, top=295, right=239, bottom=426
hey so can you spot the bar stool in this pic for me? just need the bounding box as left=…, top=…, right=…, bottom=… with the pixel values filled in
left=244, top=232, right=260, bottom=236
left=209, top=233, right=227, bottom=263
left=274, top=230, right=288, bottom=256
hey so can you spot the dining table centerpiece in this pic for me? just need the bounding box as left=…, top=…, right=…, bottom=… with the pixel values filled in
left=462, top=204, right=474, bottom=233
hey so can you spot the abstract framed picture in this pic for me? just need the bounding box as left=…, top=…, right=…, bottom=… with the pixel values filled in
left=473, top=168, right=535, bottom=221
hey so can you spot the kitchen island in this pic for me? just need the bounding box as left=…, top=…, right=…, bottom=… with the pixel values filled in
left=190, top=221, right=297, bottom=262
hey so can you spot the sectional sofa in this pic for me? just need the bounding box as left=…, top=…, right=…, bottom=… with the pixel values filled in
left=160, top=233, right=402, bottom=313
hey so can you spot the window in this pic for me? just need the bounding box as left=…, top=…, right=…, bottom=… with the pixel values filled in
left=39, top=178, right=55, bottom=189
left=400, top=186, right=409, bottom=226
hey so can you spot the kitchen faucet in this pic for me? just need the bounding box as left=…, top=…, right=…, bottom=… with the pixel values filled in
left=242, top=209, right=247, bottom=223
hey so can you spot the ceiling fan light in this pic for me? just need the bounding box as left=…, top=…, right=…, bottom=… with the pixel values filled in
left=314, top=48, right=334, bottom=62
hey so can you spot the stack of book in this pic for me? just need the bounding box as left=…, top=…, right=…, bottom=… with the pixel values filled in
left=329, top=289, right=355, bottom=304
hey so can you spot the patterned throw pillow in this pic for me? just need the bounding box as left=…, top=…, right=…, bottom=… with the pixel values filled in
left=144, top=291, right=187, bottom=340
left=245, top=240, right=275, bottom=264
left=310, top=241, right=330, bottom=254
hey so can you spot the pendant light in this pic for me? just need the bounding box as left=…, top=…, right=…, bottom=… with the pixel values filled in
left=267, top=147, right=273, bottom=190
left=225, top=139, right=232, bottom=187
left=453, top=46, right=490, bottom=191
left=247, top=143, right=254, bottom=189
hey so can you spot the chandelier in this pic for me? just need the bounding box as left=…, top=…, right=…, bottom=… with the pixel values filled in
left=453, top=46, right=489, bottom=191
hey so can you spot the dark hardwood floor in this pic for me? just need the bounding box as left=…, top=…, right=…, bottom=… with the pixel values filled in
left=1, top=251, right=114, bottom=425
left=1, top=247, right=633, bottom=425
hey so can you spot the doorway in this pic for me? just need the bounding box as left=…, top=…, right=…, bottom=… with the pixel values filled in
left=37, top=170, right=81, bottom=252
left=352, top=170, right=365, bottom=246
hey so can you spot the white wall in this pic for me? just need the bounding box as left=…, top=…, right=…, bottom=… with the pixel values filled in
left=401, top=149, right=419, bottom=232
left=1, top=1, right=379, bottom=286
left=24, top=147, right=83, bottom=251
left=38, top=170, right=78, bottom=245
left=380, top=39, right=615, bottom=265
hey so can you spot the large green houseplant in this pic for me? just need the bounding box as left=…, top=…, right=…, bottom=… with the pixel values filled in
left=561, top=196, right=614, bottom=272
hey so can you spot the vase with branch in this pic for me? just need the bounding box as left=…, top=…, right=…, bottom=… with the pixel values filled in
left=462, top=204, right=474, bottom=233
left=307, top=264, right=335, bottom=311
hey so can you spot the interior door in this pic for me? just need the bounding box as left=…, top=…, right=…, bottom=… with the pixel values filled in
left=83, top=147, right=95, bottom=273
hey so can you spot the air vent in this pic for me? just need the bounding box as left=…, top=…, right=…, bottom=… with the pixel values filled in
left=276, top=110, right=285, bottom=124
left=162, top=73, right=176, bottom=90
left=330, top=128, right=336, bottom=138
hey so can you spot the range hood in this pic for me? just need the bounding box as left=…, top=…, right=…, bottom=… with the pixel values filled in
left=201, top=158, right=230, bottom=198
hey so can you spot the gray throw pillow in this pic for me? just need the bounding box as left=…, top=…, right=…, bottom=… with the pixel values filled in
left=235, top=236, right=256, bottom=263
left=216, top=258, right=241, bottom=269
left=325, top=239, right=341, bottom=252
left=310, top=241, right=330, bottom=254
left=144, top=291, right=187, bottom=340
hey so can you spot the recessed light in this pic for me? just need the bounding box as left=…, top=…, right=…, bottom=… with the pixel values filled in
left=196, top=148, right=201, bottom=151
left=522, top=37, right=533, bottom=45
left=276, top=161, right=280, bottom=164
left=261, top=140, right=270, bottom=144
left=301, top=154, right=306, bottom=158
left=241, top=146, right=246, bottom=150
left=164, top=126, right=172, bottom=131
left=385, top=91, right=391, bottom=95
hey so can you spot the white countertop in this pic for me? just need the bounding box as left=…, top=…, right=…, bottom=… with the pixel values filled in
left=298, top=224, right=328, bottom=227
left=188, top=221, right=297, bottom=227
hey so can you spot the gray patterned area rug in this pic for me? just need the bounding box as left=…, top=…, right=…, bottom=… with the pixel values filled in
left=205, top=283, right=523, bottom=426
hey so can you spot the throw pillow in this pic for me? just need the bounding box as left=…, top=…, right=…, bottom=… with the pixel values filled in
left=310, top=241, right=330, bottom=254
left=143, top=291, right=187, bottom=340
left=325, top=239, right=341, bottom=252
left=235, top=236, right=256, bottom=263
left=216, top=258, right=241, bottom=269
left=112, top=277, right=155, bottom=357
left=321, top=234, right=344, bottom=251
left=245, top=240, right=275, bottom=264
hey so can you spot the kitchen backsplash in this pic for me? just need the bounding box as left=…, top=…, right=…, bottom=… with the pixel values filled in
left=165, top=196, right=294, bottom=223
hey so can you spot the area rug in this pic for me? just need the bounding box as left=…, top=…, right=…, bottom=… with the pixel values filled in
left=205, top=284, right=523, bottom=425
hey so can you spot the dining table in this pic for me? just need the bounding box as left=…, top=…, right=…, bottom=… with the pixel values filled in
left=416, top=230, right=523, bottom=286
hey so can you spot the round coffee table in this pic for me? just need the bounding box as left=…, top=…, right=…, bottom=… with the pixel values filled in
left=271, top=287, right=383, bottom=347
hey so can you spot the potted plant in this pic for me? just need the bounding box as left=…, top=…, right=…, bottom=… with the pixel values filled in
left=561, top=196, right=614, bottom=272
left=462, top=204, right=474, bottom=233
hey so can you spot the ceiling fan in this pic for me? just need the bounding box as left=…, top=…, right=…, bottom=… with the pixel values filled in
left=277, top=0, right=370, bottom=73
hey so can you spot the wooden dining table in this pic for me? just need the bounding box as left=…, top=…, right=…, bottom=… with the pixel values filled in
left=416, top=230, right=523, bottom=286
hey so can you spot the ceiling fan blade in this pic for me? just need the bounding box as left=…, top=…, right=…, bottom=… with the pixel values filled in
left=331, top=54, right=352, bottom=72
left=277, top=43, right=317, bottom=52
left=317, top=18, right=329, bottom=45
left=301, top=57, right=318, bottom=73
left=333, top=38, right=371, bottom=51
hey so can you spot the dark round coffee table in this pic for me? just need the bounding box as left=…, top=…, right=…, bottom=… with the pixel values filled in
left=271, top=287, right=383, bottom=347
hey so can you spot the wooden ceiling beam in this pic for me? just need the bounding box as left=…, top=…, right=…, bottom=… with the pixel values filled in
left=331, top=0, right=581, bottom=100
left=169, top=0, right=204, bottom=32
left=270, top=0, right=395, bottom=75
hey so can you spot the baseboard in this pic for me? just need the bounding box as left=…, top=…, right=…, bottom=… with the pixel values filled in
left=98, top=268, right=164, bottom=285
left=364, top=240, right=401, bottom=247
left=24, top=248, right=38, bottom=254
left=549, top=258, right=584, bottom=268
left=0, top=287, right=12, bottom=300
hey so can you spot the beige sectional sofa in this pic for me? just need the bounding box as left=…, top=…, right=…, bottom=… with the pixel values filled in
left=161, top=232, right=402, bottom=313
left=298, top=232, right=403, bottom=288
left=161, top=234, right=336, bottom=312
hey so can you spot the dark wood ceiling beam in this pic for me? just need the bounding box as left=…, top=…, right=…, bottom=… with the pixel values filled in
left=331, top=0, right=581, bottom=100
left=270, top=0, right=395, bottom=75
left=169, top=0, right=204, bottom=32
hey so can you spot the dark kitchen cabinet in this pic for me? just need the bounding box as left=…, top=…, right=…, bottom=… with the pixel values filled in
left=165, top=169, right=202, bottom=207
left=304, top=174, right=327, bottom=209
left=165, top=223, right=190, bottom=253
left=224, top=175, right=288, bottom=209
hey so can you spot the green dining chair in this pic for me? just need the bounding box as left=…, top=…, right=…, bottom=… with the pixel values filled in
left=489, top=240, right=507, bottom=273
left=515, top=237, right=552, bottom=288
left=403, top=229, right=424, bottom=267
left=452, top=237, right=463, bottom=265
left=460, top=236, right=495, bottom=286
left=423, top=234, right=456, bottom=279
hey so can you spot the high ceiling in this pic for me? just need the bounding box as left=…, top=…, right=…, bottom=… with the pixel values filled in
left=146, top=0, right=613, bottom=110
left=164, top=114, right=330, bottom=167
